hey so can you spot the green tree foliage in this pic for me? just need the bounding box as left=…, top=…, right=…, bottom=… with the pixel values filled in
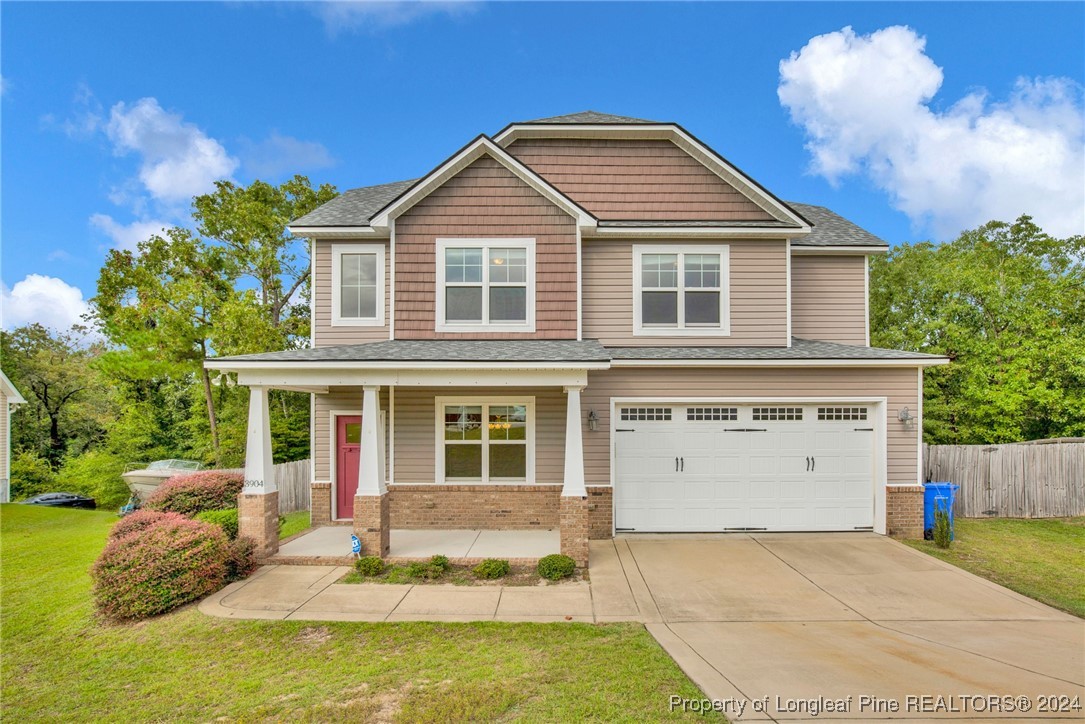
left=9, top=450, right=56, bottom=500
left=871, top=216, right=1085, bottom=443
left=1, top=324, right=113, bottom=466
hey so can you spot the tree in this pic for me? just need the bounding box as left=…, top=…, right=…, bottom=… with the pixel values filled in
left=194, top=175, right=337, bottom=352
left=870, top=215, right=1085, bottom=444
left=93, top=228, right=235, bottom=462
left=0, top=324, right=111, bottom=466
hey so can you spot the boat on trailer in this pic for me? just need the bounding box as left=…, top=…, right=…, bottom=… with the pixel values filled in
left=121, top=459, right=203, bottom=500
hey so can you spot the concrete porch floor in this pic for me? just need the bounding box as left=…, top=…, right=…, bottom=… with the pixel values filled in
left=276, top=526, right=559, bottom=561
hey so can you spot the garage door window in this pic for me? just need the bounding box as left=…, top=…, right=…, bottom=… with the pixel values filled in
left=620, top=407, right=672, bottom=421
left=633, top=245, right=730, bottom=336
left=818, top=407, right=868, bottom=421
left=687, top=407, right=738, bottom=421
left=439, top=398, right=534, bottom=483
left=752, top=407, right=803, bottom=421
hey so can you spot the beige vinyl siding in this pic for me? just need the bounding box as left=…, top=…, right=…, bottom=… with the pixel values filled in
left=791, top=255, right=869, bottom=345
left=506, top=138, right=775, bottom=221
left=582, top=239, right=789, bottom=346
left=1, top=390, right=8, bottom=492
left=312, top=240, right=390, bottom=347
left=312, top=387, right=390, bottom=484
left=395, top=156, right=578, bottom=339
left=582, top=367, right=921, bottom=486
left=393, top=387, right=567, bottom=484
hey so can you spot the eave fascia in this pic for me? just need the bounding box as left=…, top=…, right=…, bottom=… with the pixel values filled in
left=206, top=359, right=611, bottom=372
left=368, top=135, right=597, bottom=230
left=790, top=245, right=889, bottom=255
left=585, top=226, right=807, bottom=240
left=287, top=226, right=387, bottom=239
left=609, top=357, right=949, bottom=368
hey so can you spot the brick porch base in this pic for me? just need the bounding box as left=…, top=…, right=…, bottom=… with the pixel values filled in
left=353, top=494, right=390, bottom=557
left=238, top=491, right=279, bottom=560
left=886, top=485, right=925, bottom=539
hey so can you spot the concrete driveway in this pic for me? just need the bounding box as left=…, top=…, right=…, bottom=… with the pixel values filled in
left=588, top=534, right=1084, bottom=721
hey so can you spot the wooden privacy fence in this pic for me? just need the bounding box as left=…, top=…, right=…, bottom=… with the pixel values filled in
left=222, top=459, right=311, bottom=514
left=924, top=442, right=1084, bottom=518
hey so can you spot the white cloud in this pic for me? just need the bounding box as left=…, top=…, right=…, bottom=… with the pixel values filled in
left=779, top=25, right=1085, bottom=238
left=238, top=132, right=337, bottom=179
left=1, top=74, right=10, bottom=97
left=106, top=97, right=239, bottom=203
left=1, top=275, right=91, bottom=332
left=89, top=214, right=170, bottom=251
left=313, top=1, right=477, bottom=34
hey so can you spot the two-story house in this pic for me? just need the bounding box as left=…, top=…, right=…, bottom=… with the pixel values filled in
left=209, top=112, right=947, bottom=565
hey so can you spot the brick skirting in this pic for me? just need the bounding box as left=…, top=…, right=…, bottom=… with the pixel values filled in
left=238, top=491, right=280, bottom=560
left=587, top=487, right=613, bottom=539
left=886, top=485, right=925, bottom=539
left=388, top=484, right=562, bottom=529
left=310, top=483, right=331, bottom=526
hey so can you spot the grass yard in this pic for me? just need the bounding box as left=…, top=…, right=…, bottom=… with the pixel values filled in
left=279, top=509, right=311, bottom=540
left=904, top=516, right=1085, bottom=618
left=1, top=505, right=718, bottom=722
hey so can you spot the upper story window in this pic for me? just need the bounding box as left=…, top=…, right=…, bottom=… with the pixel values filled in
left=331, top=243, right=385, bottom=326
left=436, top=238, right=536, bottom=333
left=633, top=244, right=730, bottom=336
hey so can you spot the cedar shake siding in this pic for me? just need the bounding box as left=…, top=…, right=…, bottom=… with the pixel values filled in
left=505, top=138, right=775, bottom=221
left=581, top=366, right=921, bottom=486
left=582, top=238, right=789, bottom=346
left=313, top=239, right=390, bottom=347
left=791, top=255, right=869, bottom=346
left=394, top=156, right=578, bottom=339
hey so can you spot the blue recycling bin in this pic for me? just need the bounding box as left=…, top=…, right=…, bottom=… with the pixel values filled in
left=923, top=482, right=959, bottom=540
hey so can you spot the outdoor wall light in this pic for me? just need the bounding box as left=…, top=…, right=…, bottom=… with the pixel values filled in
left=898, top=407, right=915, bottom=424
left=587, top=409, right=598, bottom=431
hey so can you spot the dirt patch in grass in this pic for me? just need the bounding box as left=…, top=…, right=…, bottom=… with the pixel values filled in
left=340, top=563, right=585, bottom=587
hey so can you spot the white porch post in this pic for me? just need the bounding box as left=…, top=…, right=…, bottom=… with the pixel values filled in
left=357, top=385, right=386, bottom=495
left=239, top=385, right=279, bottom=559
left=562, top=385, right=587, bottom=497
left=243, top=386, right=275, bottom=492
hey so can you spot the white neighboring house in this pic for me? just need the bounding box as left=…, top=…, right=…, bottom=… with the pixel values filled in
left=1, top=370, right=27, bottom=503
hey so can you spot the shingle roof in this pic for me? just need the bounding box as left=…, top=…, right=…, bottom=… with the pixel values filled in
left=210, top=338, right=945, bottom=365
left=787, top=203, right=887, bottom=248
left=290, top=179, right=418, bottom=227
left=608, top=338, right=943, bottom=361
left=214, top=339, right=611, bottom=364
left=518, top=110, right=661, bottom=125
left=598, top=219, right=799, bottom=228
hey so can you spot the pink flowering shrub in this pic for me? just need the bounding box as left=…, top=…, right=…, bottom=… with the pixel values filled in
left=92, top=516, right=231, bottom=620
left=225, top=536, right=258, bottom=581
left=144, top=470, right=243, bottom=516
left=109, top=509, right=190, bottom=541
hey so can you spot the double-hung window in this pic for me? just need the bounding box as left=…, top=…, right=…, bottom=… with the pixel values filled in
left=438, top=398, right=534, bottom=483
left=633, top=244, right=729, bottom=335
left=331, top=243, right=385, bottom=326
left=436, top=238, right=535, bottom=332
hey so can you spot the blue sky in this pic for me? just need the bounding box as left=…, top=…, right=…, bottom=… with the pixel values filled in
left=2, top=1, right=1083, bottom=331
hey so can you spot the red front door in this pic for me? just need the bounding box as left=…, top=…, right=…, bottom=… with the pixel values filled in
left=336, top=416, right=361, bottom=519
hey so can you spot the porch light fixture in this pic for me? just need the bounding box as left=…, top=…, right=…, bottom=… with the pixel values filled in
left=587, top=409, right=598, bottom=432
left=898, top=407, right=915, bottom=424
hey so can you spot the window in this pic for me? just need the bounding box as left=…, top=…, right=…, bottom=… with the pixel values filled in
left=436, top=239, right=535, bottom=332
left=331, top=243, right=384, bottom=326
left=818, top=407, right=868, bottom=421
left=633, top=245, right=729, bottom=335
left=438, top=398, right=534, bottom=483
left=620, top=407, right=672, bottom=421
left=687, top=407, right=738, bottom=421
left=752, top=407, right=803, bottom=421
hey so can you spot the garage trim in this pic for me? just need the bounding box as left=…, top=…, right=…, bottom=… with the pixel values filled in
left=609, top=396, right=889, bottom=536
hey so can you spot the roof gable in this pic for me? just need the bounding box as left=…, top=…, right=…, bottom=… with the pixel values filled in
left=516, top=110, right=661, bottom=125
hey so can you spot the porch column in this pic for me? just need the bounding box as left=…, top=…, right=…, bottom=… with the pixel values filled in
left=560, top=385, right=590, bottom=567
left=238, top=386, right=279, bottom=559
left=354, top=385, right=390, bottom=557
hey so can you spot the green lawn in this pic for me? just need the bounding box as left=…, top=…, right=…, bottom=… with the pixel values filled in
left=904, top=516, right=1085, bottom=618
left=279, top=509, right=310, bottom=539
left=1, top=505, right=717, bottom=722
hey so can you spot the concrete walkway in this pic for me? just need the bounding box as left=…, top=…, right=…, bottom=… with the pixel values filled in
left=275, top=526, right=559, bottom=562
left=590, top=534, right=1084, bottom=721
left=200, top=564, right=595, bottom=623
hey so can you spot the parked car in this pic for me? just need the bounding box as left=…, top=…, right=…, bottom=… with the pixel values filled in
left=21, top=493, right=97, bottom=509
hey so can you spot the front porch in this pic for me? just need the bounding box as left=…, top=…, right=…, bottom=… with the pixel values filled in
left=211, top=340, right=612, bottom=567
left=272, top=525, right=560, bottom=565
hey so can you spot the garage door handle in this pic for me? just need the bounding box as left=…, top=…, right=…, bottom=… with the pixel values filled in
left=680, top=457, right=684, bottom=471
left=811, top=457, right=815, bottom=471
left=675, top=457, right=679, bottom=472
left=806, top=456, right=810, bottom=471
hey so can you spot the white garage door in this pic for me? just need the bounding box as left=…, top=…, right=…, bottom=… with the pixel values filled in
left=614, top=404, right=875, bottom=532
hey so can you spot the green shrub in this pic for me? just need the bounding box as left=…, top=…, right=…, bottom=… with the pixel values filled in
left=110, top=510, right=189, bottom=540
left=144, top=471, right=243, bottom=516
left=430, top=554, right=451, bottom=572
left=195, top=509, right=239, bottom=540
left=225, top=537, right=257, bottom=581
left=10, top=450, right=56, bottom=500
left=537, top=554, right=576, bottom=580
left=933, top=506, right=953, bottom=549
left=91, top=515, right=231, bottom=620
left=354, top=556, right=385, bottom=577
left=406, top=561, right=443, bottom=580
left=473, top=558, right=510, bottom=580
left=57, top=450, right=128, bottom=509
